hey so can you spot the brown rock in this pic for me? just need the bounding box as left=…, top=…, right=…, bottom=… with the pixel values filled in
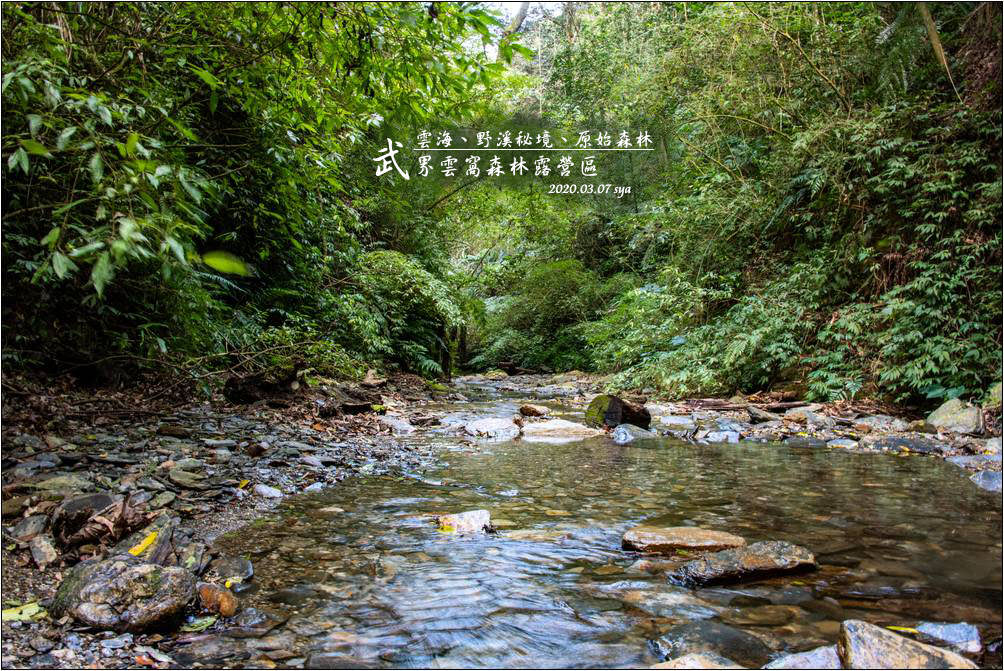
left=519, top=404, right=549, bottom=417
left=622, top=526, right=746, bottom=555
left=198, top=582, right=240, bottom=617
left=838, top=619, right=977, bottom=669
left=652, top=652, right=745, bottom=668
left=669, top=540, right=816, bottom=585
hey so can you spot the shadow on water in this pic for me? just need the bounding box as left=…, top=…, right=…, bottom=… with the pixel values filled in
left=211, top=396, right=1003, bottom=668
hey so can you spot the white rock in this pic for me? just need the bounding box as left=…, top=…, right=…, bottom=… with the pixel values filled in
left=253, top=484, right=283, bottom=498
left=436, top=509, right=491, bottom=533
left=521, top=418, right=603, bottom=443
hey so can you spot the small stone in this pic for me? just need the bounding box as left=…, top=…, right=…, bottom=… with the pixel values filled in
left=915, top=621, right=981, bottom=654
left=30, top=534, right=59, bottom=568
left=519, top=404, right=549, bottom=417
left=300, top=455, right=324, bottom=468
left=158, top=424, right=192, bottom=438
left=984, top=437, right=1002, bottom=455
left=168, top=468, right=208, bottom=490
left=436, top=509, right=490, bottom=533
left=611, top=423, right=658, bottom=445
left=203, top=439, right=238, bottom=448
left=254, top=484, right=283, bottom=498
left=622, top=525, right=746, bottom=555
left=827, top=438, right=858, bottom=449
left=764, top=645, right=840, bottom=669
left=210, top=449, right=232, bottom=464
left=926, top=399, right=984, bottom=435
left=303, top=482, right=325, bottom=493
left=838, top=619, right=977, bottom=669
left=2, top=496, right=28, bottom=518
left=377, top=416, right=415, bottom=435
left=212, top=555, right=254, bottom=582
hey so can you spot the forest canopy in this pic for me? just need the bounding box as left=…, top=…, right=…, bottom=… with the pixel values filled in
left=2, top=2, right=1001, bottom=406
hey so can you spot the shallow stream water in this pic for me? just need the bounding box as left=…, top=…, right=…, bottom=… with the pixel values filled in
left=210, top=386, right=1002, bottom=668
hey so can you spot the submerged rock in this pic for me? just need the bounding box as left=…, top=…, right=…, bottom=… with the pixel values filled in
left=622, top=525, right=745, bottom=555
left=585, top=394, right=651, bottom=430
left=668, top=540, right=816, bottom=586
left=436, top=509, right=490, bottom=533
left=653, top=652, right=745, bottom=668
left=915, top=621, right=981, bottom=655
left=612, top=423, right=658, bottom=445
left=837, top=619, right=977, bottom=669
left=927, top=399, right=984, bottom=435
left=859, top=433, right=950, bottom=455
left=464, top=417, right=520, bottom=440
left=51, top=554, right=196, bottom=632
left=653, top=621, right=772, bottom=668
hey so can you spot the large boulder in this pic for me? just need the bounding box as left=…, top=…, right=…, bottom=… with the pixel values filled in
left=653, top=621, right=773, bottom=668
left=51, top=554, right=196, bottom=632
left=585, top=394, right=651, bottom=430
left=926, top=399, right=984, bottom=435
left=668, top=540, right=815, bottom=586
left=622, top=526, right=745, bottom=555
left=837, top=619, right=977, bottom=669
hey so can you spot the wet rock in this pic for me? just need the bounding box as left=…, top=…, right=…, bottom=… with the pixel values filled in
left=782, top=436, right=827, bottom=449
left=668, top=540, right=816, bottom=586
left=827, top=438, right=858, bottom=449
left=927, top=399, right=984, bottom=435
left=305, top=652, right=377, bottom=669
left=969, top=470, right=1002, bottom=492
left=197, top=582, right=239, bottom=616
left=464, top=417, right=519, bottom=440
left=622, top=525, right=745, bottom=555
left=585, top=394, right=651, bottom=429
left=615, top=587, right=720, bottom=620
left=51, top=554, right=196, bottom=632
left=519, top=404, right=549, bottom=417
left=11, top=514, right=48, bottom=541
left=653, top=621, right=773, bottom=668
left=653, top=652, right=745, bottom=668
left=521, top=418, right=603, bottom=442
left=764, top=645, right=840, bottom=669
left=702, top=430, right=741, bottom=444
left=212, top=555, right=254, bottom=582
left=915, top=622, right=981, bottom=655
left=838, top=619, right=977, bottom=669
left=378, top=415, right=415, bottom=435
left=254, top=483, right=283, bottom=498
left=29, top=534, right=58, bottom=568
left=859, top=433, right=950, bottom=455
left=612, top=424, right=658, bottom=445
left=436, top=509, right=490, bottom=533
left=720, top=604, right=799, bottom=626
left=945, top=454, right=1002, bottom=470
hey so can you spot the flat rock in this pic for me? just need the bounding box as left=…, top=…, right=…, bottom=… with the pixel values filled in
left=853, top=414, right=910, bottom=433
left=668, top=540, right=815, bottom=586
left=653, top=652, right=745, bottom=668
left=168, top=468, right=209, bottom=490
left=30, top=534, right=59, bottom=568
left=378, top=416, right=415, bottom=435
left=463, top=417, right=519, bottom=440
left=622, top=526, right=745, bottom=555
left=659, top=415, right=697, bottom=434
left=436, top=509, right=490, bottom=533
left=916, top=621, right=981, bottom=654
left=927, top=399, right=984, bottom=435
left=51, top=554, right=195, bottom=632
left=860, top=433, right=950, bottom=455
left=521, top=418, right=602, bottom=442
left=838, top=619, right=977, bottom=669
left=12, top=514, right=48, bottom=541
left=764, top=645, right=840, bottom=668
left=212, top=555, right=254, bottom=581
left=254, top=484, right=283, bottom=498
left=31, top=473, right=93, bottom=494
left=653, top=621, right=773, bottom=668
left=970, top=470, right=1002, bottom=492
left=827, top=438, right=858, bottom=449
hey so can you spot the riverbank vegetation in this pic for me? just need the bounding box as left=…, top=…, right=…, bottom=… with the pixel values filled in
left=3, top=2, right=1001, bottom=407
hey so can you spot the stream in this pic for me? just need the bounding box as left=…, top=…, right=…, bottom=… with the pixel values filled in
left=207, top=383, right=1003, bottom=668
